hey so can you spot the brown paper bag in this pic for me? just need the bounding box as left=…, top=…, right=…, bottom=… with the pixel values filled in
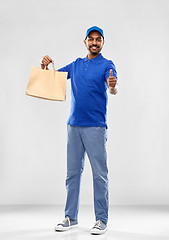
left=26, top=63, right=68, bottom=101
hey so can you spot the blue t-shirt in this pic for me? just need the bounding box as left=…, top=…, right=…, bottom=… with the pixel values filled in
left=58, top=53, right=117, bottom=129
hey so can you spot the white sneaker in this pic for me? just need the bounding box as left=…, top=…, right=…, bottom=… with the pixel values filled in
left=54, top=217, right=78, bottom=232
left=91, top=220, right=107, bottom=235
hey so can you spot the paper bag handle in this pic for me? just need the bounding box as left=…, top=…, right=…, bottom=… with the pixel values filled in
left=44, top=62, right=56, bottom=71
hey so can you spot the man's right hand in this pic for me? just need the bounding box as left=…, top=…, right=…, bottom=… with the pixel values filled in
left=41, top=55, right=54, bottom=69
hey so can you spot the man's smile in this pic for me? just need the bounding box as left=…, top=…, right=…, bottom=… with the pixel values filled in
left=90, top=46, right=99, bottom=50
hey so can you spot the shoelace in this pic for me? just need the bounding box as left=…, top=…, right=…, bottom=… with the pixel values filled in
left=62, top=217, right=70, bottom=226
left=94, top=220, right=102, bottom=229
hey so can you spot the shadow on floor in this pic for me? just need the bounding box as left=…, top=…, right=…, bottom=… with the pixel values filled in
left=0, top=227, right=168, bottom=240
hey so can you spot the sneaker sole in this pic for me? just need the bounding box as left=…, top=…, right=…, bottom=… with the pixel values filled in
left=54, top=224, right=78, bottom=232
left=91, top=227, right=107, bottom=235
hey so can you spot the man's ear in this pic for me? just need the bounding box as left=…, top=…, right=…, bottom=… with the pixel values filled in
left=84, top=39, right=86, bottom=46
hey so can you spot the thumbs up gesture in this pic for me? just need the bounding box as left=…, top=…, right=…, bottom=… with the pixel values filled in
left=108, top=69, right=117, bottom=88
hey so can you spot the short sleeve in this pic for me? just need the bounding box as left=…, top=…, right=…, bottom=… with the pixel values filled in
left=57, top=62, right=74, bottom=79
left=104, top=60, right=118, bottom=82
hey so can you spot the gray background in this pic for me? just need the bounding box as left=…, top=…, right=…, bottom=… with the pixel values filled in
left=0, top=0, right=169, bottom=205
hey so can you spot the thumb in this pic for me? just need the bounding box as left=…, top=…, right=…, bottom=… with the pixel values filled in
left=109, top=69, right=113, bottom=77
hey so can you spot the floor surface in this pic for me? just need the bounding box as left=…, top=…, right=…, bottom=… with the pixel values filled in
left=0, top=205, right=169, bottom=240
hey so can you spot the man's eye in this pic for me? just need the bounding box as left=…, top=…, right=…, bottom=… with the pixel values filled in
left=87, top=37, right=102, bottom=42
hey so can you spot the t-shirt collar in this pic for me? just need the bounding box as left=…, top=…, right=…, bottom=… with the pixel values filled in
left=84, top=53, right=103, bottom=62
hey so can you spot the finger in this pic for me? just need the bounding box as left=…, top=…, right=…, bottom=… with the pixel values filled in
left=42, top=59, right=48, bottom=65
left=43, top=56, right=52, bottom=64
left=43, top=56, right=49, bottom=63
left=109, top=81, right=116, bottom=86
left=109, top=79, right=116, bottom=84
left=42, top=59, right=46, bottom=65
left=109, top=69, right=113, bottom=77
left=109, top=82, right=116, bottom=88
left=47, top=56, right=53, bottom=63
left=43, top=59, right=50, bottom=66
left=109, top=78, right=116, bottom=82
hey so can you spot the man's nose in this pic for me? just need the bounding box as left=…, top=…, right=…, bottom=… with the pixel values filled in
left=93, top=39, right=97, bottom=45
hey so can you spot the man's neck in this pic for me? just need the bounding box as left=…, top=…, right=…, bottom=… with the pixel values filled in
left=87, top=53, right=101, bottom=59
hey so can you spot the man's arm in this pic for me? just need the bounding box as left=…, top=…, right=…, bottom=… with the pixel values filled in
left=107, top=69, right=118, bottom=95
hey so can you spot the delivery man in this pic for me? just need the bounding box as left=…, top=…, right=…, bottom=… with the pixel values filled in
left=40, top=26, right=118, bottom=235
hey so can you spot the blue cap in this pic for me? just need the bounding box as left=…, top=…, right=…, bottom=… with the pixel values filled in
left=85, top=26, right=104, bottom=39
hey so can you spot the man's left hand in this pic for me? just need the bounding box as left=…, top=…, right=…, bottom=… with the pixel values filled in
left=107, top=69, right=117, bottom=88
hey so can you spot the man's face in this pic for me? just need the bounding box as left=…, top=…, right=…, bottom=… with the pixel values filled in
left=84, top=31, right=104, bottom=55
